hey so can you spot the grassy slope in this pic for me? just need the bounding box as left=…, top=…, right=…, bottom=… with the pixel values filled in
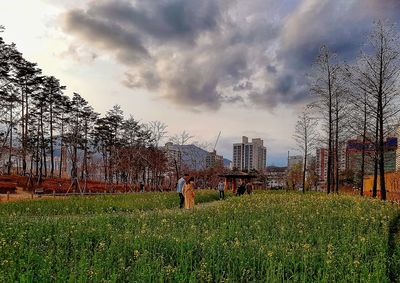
left=0, top=191, right=399, bottom=282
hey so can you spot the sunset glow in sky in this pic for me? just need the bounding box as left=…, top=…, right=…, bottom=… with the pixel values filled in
left=1, top=0, right=399, bottom=165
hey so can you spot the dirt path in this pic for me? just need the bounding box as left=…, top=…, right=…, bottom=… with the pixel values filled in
left=0, top=187, right=32, bottom=202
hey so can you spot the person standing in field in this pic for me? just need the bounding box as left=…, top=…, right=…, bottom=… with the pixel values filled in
left=218, top=179, right=225, bottom=200
left=237, top=180, right=246, bottom=196
left=176, top=173, right=189, bottom=208
left=246, top=181, right=253, bottom=195
left=183, top=177, right=195, bottom=209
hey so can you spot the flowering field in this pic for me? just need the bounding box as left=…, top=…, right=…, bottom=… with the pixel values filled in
left=0, top=190, right=221, bottom=217
left=0, top=191, right=399, bottom=282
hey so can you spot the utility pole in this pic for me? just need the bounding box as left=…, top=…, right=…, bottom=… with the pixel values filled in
left=286, top=150, right=290, bottom=190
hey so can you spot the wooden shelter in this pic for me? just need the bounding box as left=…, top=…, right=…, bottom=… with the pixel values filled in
left=218, top=171, right=257, bottom=193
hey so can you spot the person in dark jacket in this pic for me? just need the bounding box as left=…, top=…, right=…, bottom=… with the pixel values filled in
left=237, top=180, right=246, bottom=196
left=245, top=181, right=253, bottom=194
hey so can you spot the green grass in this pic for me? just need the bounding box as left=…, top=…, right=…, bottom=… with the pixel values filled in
left=0, top=190, right=221, bottom=217
left=0, top=191, right=399, bottom=282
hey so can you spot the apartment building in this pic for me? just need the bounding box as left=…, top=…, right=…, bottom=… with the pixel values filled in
left=233, top=136, right=267, bottom=171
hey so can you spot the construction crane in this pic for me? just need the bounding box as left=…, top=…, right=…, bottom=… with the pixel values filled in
left=213, top=131, right=221, bottom=152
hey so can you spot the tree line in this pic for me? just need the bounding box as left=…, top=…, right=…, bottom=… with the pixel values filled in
left=0, top=26, right=170, bottom=190
left=294, top=21, right=400, bottom=200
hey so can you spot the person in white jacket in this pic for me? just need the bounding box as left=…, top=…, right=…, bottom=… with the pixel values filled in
left=218, top=179, right=225, bottom=200
left=176, top=173, right=189, bottom=208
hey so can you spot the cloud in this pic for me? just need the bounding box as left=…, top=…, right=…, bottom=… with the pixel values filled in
left=88, top=0, right=221, bottom=43
left=233, top=81, right=253, bottom=92
left=222, top=95, right=244, bottom=104
left=60, top=0, right=400, bottom=110
left=62, top=8, right=149, bottom=63
left=122, top=71, right=160, bottom=90
left=248, top=0, right=400, bottom=108
left=59, top=43, right=98, bottom=62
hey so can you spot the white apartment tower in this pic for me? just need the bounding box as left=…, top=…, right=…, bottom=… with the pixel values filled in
left=233, top=136, right=267, bottom=171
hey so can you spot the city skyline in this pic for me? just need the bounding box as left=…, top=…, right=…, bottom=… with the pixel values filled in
left=1, top=1, right=400, bottom=166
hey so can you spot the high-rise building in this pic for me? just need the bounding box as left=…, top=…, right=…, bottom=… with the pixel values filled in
left=233, top=136, right=267, bottom=171
left=346, top=136, right=397, bottom=175
left=206, top=150, right=223, bottom=169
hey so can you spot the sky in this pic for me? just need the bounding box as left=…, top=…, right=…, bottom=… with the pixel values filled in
left=1, top=0, right=400, bottom=166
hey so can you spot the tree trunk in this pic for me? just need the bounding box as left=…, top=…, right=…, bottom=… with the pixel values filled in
left=378, top=34, right=386, bottom=201
left=71, top=144, right=78, bottom=191
left=21, top=84, right=26, bottom=175
left=335, top=99, right=339, bottom=194
left=35, top=120, right=40, bottom=177
left=81, top=121, right=88, bottom=180
left=372, top=114, right=379, bottom=198
left=24, top=90, right=29, bottom=175
left=360, top=93, right=367, bottom=196
left=103, top=151, right=108, bottom=182
left=108, top=148, right=113, bottom=183
left=49, top=91, right=54, bottom=177
left=7, top=102, right=13, bottom=175
left=174, top=158, right=179, bottom=181
left=302, top=145, right=307, bottom=193
left=40, top=106, right=47, bottom=177
left=326, top=98, right=332, bottom=194
left=378, top=114, right=386, bottom=200
left=59, top=116, right=64, bottom=178
left=327, top=78, right=333, bottom=194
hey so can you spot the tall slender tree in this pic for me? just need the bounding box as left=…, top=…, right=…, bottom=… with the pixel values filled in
left=80, top=104, right=98, bottom=184
left=64, top=93, right=90, bottom=190
left=43, top=76, right=65, bottom=177
left=56, top=94, right=71, bottom=178
left=310, top=46, right=341, bottom=194
left=293, top=108, right=319, bottom=193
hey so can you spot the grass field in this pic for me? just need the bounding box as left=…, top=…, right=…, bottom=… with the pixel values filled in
left=0, top=191, right=399, bottom=282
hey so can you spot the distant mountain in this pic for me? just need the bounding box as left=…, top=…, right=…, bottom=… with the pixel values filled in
left=267, top=166, right=287, bottom=172
left=223, top=158, right=232, bottom=168
left=164, top=143, right=231, bottom=170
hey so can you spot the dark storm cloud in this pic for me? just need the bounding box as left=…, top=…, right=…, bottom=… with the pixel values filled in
left=279, top=0, right=367, bottom=68
left=266, top=65, right=277, bottom=74
left=233, top=81, right=253, bottom=92
left=222, top=95, right=245, bottom=104
left=167, top=77, right=221, bottom=110
left=88, top=0, right=220, bottom=43
left=63, top=8, right=149, bottom=63
left=61, top=0, right=400, bottom=110
left=248, top=0, right=400, bottom=108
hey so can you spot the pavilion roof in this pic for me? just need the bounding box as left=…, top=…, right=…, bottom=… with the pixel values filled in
left=218, top=171, right=257, bottom=178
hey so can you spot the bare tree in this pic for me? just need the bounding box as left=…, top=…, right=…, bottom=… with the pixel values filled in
left=344, top=63, right=378, bottom=196
left=310, top=45, right=342, bottom=194
left=293, top=108, right=319, bottom=193
left=168, top=130, right=193, bottom=179
left=169, top=130, right=193, bottom=146
left=146, top=120, right=168, bottom=147
left=350, top=21, right=400, bottom=200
